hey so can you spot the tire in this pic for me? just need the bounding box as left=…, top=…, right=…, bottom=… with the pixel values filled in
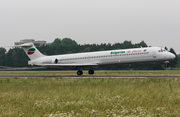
left=88, top=70, right=94, bottom=75
left=77, top=70, right=83, bottom=75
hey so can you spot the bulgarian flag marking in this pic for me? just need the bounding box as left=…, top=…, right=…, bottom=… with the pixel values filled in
left=143, top=49, right=147, bottom=52
left=27, top=48, right=36, bottom=55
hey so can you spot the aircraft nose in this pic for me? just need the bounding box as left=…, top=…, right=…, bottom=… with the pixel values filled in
left=169, top=53, right=176, bottom=60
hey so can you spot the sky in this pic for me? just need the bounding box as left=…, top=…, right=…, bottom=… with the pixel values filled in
left=0, top=0, right=180, bottom=54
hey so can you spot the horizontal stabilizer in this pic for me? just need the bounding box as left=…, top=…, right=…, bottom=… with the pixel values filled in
left=15, top=43, right=33, bottom=47
left=6, top=43, right=33, bottom=48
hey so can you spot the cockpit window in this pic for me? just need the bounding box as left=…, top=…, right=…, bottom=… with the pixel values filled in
left=159, top=48, right=166, bottom=52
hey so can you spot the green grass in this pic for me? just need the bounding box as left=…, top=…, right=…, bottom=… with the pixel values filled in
left=0, top=70, right=180, bottom=76
left=0, top=78, right=180, bottom=116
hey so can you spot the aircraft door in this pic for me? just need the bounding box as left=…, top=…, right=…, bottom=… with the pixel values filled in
left=152, top=51, right=156, bottom=58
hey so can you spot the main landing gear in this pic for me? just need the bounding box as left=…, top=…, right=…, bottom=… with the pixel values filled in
left=77, top=70, right=83, bottom=75
left=88, top=69, right=94, bottom=75
left=77, top=69, right=94, bottom=76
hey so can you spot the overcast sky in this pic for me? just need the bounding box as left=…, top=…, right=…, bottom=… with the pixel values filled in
left=0, top=0, right=180, bottom=54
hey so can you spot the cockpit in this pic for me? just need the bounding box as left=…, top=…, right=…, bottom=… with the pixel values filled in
left=156, top=47, right=175, bottom=61
left=158, top=48, right=167, bottom=52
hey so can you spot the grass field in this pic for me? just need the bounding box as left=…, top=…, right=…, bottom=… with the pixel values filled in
left=0, top=70, right=180, bottom=76
left=0, top=77, right=180, bottom=116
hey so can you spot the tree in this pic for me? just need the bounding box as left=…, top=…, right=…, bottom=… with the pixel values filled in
left=83, top=47, right=91, bottom=52
left=5, top=48, right=14, bottom=67
left=122, top=40, right=132, bottom=49
left=139, top=41, right=148, bottom=47
left=0, top=48, right=6, bottom=66
left=169, top=48, right=178, bottom=69
left=16, top=48, right=29, bottom=67
left=61, top=38, right=78, bottom=53
left=50, top=38, right=62, bottom=55
left=4, top=48, right=29, bottom=67
left=177, top=55, right=180, bottom=68
left=165, top=47, right=168, bottom=51
left=51, top=38, right=62, bottom=47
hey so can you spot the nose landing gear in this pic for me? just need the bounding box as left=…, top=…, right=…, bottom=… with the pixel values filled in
left=165, top=61, right=169, bottom=68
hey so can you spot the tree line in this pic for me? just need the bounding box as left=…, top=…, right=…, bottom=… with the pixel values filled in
left=0, top=38, right=179, bottom=70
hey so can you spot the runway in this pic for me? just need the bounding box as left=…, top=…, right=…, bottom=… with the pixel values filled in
left=0, top=76, right=180, bottom=78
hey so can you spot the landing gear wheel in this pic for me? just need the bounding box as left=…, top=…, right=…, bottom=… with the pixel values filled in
left=77, top=70, right=83, bottom=76
left=88, top=69, right=94, bottom=75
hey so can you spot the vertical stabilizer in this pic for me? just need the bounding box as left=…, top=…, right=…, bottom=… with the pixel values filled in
left=16, top=43, right=45, bottom=60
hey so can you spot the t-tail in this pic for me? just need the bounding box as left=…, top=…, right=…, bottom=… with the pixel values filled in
left=15, top=43, right=45, bottom=60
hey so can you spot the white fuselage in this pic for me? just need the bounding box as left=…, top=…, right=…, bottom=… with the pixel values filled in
left=29, top=47, right=175, bottom=68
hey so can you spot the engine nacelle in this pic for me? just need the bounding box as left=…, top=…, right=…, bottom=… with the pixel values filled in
left=52, top=58, right=58, bottom=64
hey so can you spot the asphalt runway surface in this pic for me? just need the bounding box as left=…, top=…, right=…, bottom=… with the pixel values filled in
left=0, top=76, right=180, bottom=78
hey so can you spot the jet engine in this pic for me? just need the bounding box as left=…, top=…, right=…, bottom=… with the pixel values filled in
left=52, top=58, right=58, bottom=64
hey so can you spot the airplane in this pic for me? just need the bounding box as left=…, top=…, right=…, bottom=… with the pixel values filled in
left=14, top=42, right=175, bottom=75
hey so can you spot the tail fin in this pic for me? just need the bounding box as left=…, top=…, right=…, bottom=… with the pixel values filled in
left=16, top=43, right=45, bottom=60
